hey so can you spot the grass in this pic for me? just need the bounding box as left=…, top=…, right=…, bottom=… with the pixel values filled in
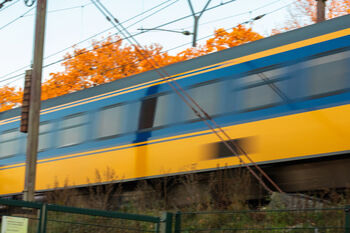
left=38, top=167, right=350, bottom=232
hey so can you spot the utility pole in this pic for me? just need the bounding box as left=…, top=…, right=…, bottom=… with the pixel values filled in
left=187, top=0, right=212, bottom=47
left=316, top=0, right=327, bottom=23
left=23, top=0, right=47, bottom=202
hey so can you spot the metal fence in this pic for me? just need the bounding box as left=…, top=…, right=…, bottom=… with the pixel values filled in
left=1, top=198, right=350, bottom=233
left=174, top=207, right=350, bottom=233
left=0, top=199, right=172, bottom=233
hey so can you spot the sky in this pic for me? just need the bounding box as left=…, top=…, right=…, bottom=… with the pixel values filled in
left=0, top=0, right=296, bottom=89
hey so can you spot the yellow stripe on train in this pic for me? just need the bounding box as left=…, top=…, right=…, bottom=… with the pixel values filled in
left=1, top=103, right=349, bottom=195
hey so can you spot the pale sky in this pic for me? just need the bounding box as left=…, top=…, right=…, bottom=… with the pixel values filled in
left=0, top=0, right=296, bottom=89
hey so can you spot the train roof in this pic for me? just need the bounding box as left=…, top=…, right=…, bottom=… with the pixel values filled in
left=1, top=14, right=350, bottom=121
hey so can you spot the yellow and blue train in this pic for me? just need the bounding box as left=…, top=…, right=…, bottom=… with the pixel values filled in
left=1, top=15, right=350, bottom=196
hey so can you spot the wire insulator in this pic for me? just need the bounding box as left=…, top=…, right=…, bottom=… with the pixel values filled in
left=24, top=0, right=35, bottom=7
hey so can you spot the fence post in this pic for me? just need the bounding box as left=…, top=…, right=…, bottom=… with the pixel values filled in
left=155, top=222, right=160, bottom=233
left=37, top=203, right=47, bottom=233
left=174, top=211, right=181, bottom=233
left=345, top=205, right=350, bottom=233
left=160, top=212, right=173, bottom=233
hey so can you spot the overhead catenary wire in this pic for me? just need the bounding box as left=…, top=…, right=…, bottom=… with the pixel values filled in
left=0, top=0, right=178, bottom=83
left=168, top=0, right=296, bottom=52
left=45, top=0, right=235, bottom=62
left=0, top=0, right=240, bottom=84
left=1, top=1, right=294, bottom=87
left=43, top=0, right=178, bottom=61
left=0, top=5, right=34, bottom=31
left=0, top=0, right=19, bottom=12
left=184, top=0, right=290, bottom=28
left=91, top=0, right=283, bottom=193
left=23, top=2, right=93, bottom=17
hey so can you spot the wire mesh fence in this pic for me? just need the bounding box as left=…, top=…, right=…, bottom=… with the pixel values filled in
left=0, top=199, right=168, bottom=233
left=44, top=205, right=160, bottom=233
left=0, top=199, right=41, bottom=233
left=174, top=207, right=350, bottom=233
left=1, top=198, right=350, bottom=233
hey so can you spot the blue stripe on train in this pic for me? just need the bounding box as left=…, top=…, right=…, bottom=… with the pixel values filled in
left=1, top=35, right=350, bottom=166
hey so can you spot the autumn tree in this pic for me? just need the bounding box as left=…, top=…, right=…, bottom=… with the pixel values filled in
left=0, top=86, right=22, bottom=112
left=0, top=25, right=263, bottom=111
left=42, top=24, right=262, bottom=100
left=273, top=0, right=350, bottom=33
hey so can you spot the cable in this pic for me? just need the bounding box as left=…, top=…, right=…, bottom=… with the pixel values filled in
left=1, top=1, right=294, bottom=87
left=45, top=0, right=235, bottom=62
left=23, top=2, right=93, bottom=17
left=181, top=0, right=294, bottom=30
left=0, top=0, right=19, bottom=12
left=0, top=6, right=34, bottom=31
left=0, top=0, right=12, bottom=9
left=0, top=0, right=235, bottom=83
left=2, top=73, right=25, bottom=86
left=194, top=0, right=285, bottom=28
left=44, top=0, right=178, bottom=61
left=0, top=72, right=25, bottom=85
left=91, top=0, right=283, bottom=193
left=0, top=0, right=177, bottom=82
left=166, top=1, right=296, bottom=53
left=138, top=0, right=237, bottom=35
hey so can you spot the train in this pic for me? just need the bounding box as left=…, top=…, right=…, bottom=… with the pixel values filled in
left=1, top=14, right=350, bottom=196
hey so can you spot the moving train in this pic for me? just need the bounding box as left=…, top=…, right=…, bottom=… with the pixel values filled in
left=1, top=15, right=350, bottom=196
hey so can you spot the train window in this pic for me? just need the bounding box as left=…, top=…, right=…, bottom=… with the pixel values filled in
left=238, top=82, right=282, bottom=111
left=97, top=105, right=125, bottom=138
left=304, top=51, right=350, bottom=98
left=154, top=94, right=174, bottom=127
left=38, top=122, right=52, bottom=151
left=0, top=129, right=19, bottom=158
left=241, top=67, right=285, bottom=85
left=185, top=82, right=221, bottom=121
left=59, top=113, right=86, bottom=147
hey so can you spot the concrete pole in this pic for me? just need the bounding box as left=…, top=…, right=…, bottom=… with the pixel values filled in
left=23, top=0, right=47, bottom=202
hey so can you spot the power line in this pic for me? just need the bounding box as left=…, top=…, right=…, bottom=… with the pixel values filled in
left=1, top=1, right=293, bottom=86
left=2, top=73, right=25, bottom=86
left=91, top=0, right=283, bottom=193
left=0, top=5, right=34, bottom=31
left=0, top=0, right=19, bottom=12
left=188, top=0, right=286, bottom=28
left=167, top=1, right=296, bottom=52
left=23, top=2, right=93, bottom=17
left=0, top=0, right=178, bottom=83
left=45, top=0, right=236, bottom=63
left=0, top=0, right=235, bottom=83
left=0, top=0, right=12, bottom=9
left=44, top=0, right=178, bottom=60
left=0, top=72, right=25, bottom=86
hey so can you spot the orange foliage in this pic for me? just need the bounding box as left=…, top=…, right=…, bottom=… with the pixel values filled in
left=204, top=25, right=264, bottom=53
left=1, top=25, right=263, bottom=111
left=0, top=86, right=22, bottom=112
left=273, top=0, right=350, bottom=34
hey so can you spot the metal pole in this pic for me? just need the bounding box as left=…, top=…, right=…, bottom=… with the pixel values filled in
left=187, top=0, right=212, bottom=47
left=316, top=0, right=326, bottom=23
left=160, top=212, right=173, bottom=233
left=174, top=211, right=182, bottom=233
left=23, top=0, right=47, bottom=202
left=345, top=205, right=350, bottom=233
left=192, top=16, right=199, bottom=47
